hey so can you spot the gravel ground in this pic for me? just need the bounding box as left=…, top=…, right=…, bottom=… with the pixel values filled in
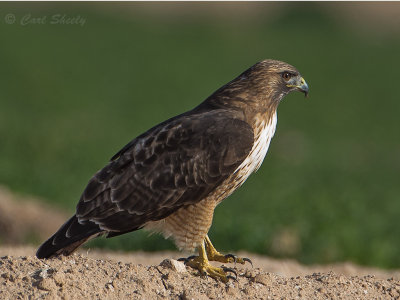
left=1, top=245, right=400, bottom=299
left=2, top=186, right=400, bottom=299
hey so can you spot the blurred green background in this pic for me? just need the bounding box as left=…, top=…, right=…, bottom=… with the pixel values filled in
left=1, top=3, right=400, bottom=268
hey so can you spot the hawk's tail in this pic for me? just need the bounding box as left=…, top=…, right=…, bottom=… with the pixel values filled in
left=36, top=215, right=103, bottom=259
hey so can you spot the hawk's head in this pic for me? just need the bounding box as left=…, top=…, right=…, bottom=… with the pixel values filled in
left=207, top=59, right=309, bottom=113
left=246, top=59, right=309, bottom=100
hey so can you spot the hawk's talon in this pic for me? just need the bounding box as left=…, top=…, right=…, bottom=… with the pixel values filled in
left=224, top=253, right=252, bottom=266
left=227, top=275, right=238, bottom=282
left=177, top=257, right=187, bottom=263
left=243, top=257, right=253, bottom=267
left=222, top=266, right=237, bottom=278
left=177, top=255, right=197, bottom=264
left=224, top=253, right=237, bottom=262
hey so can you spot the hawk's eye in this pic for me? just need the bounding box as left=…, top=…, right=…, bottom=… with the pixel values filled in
left=281, top=72, right=292, bottom=81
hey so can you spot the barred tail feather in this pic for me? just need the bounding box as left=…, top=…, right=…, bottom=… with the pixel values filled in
left=36, top=215, right=103, bottom=259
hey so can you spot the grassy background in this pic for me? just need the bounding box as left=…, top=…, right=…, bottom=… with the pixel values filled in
left=1, top=3, right=400, bottom=268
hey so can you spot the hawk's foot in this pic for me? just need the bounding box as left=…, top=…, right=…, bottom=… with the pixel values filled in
left=184, top=256, right=237, bottom=283
left=204, top=235, right=253, bottom=266
left=178, top=242, right=237, bottom=282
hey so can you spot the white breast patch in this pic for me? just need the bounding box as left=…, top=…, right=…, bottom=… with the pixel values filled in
left=234, top=112, right=278, bottom=185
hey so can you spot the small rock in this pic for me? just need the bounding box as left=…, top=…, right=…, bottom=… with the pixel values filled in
left=244, top=269, right=257, bottom=279
left=106, top=283, right=114, bottom=292
left=37, top=278, right=57, bottom=291
left=160, top=259, right=187, bottom=273
left=254, top=274, right=271, bottom=286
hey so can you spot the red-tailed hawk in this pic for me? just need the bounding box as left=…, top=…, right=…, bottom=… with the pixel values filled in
left=36, top=59, right=309, bottom=281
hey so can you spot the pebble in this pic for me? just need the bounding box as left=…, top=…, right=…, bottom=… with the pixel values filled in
left=160, top=259, right=187, bottom=273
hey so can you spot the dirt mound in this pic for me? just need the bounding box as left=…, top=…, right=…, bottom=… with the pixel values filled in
left=1, top=246, right=400, bottom=299
left=0, top=186, right=67, bottom=244
left=1, top=187, right=400, bottom=299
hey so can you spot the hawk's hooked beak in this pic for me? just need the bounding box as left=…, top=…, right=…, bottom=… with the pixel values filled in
left=287, top=76, right=309, bottom=97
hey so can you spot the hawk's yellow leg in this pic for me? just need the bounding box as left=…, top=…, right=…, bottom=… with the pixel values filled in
left=184, top=240, right=236, bottom=282
left=204, top=235, right=252, bottom=265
